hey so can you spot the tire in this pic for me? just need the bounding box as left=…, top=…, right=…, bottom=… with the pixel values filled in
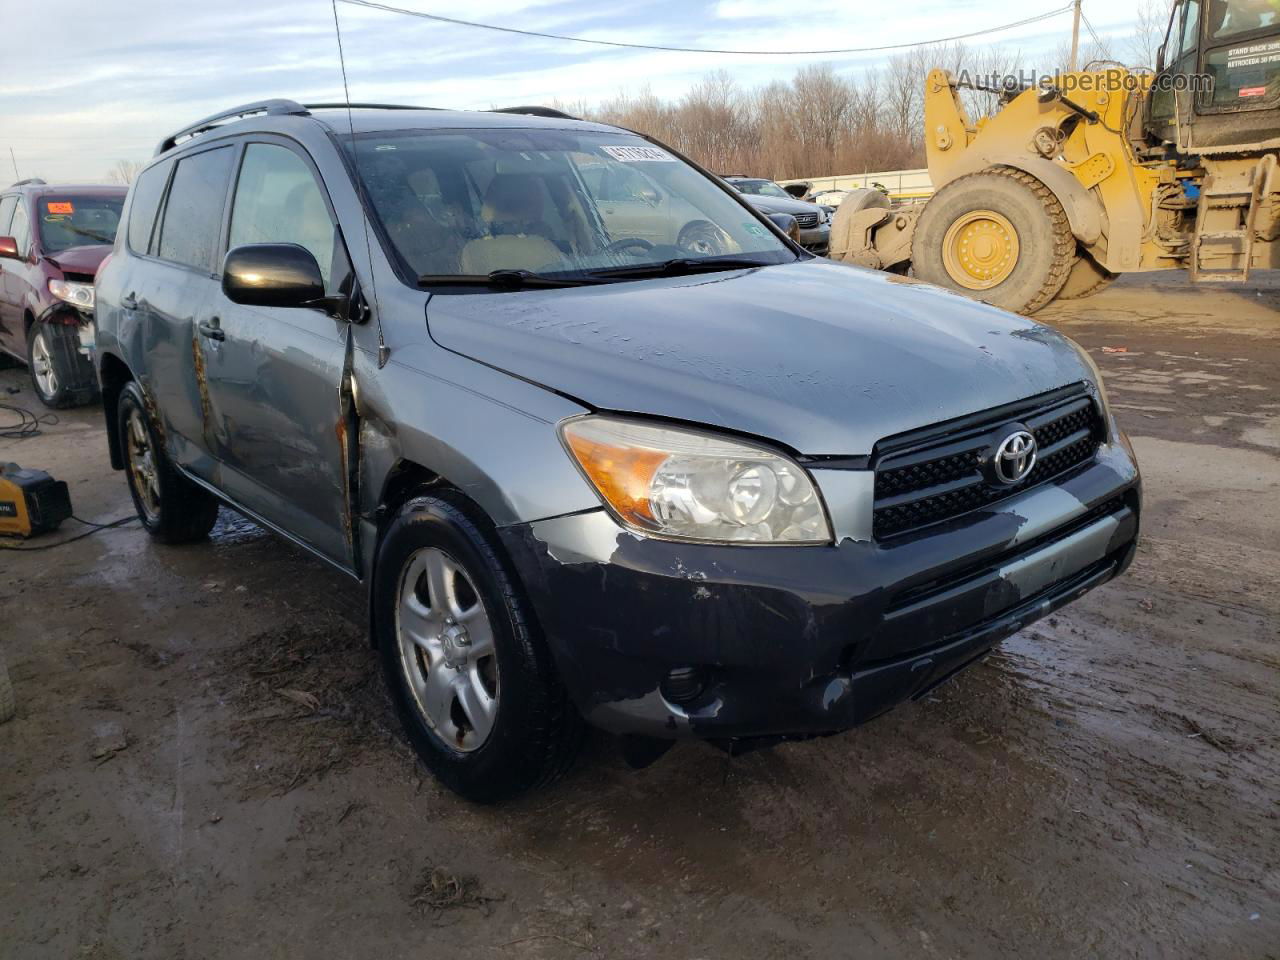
left=912, top=167, right=1075, bottom=315
left=117, top=381, right=219, bottom=544
left=0, top=654, right=14, bottom=724
left=374, top=491, right=583, bottom=803
left=26, top=318, right=97, bottom=409
left=1056, top=251, right=1118, bottom=300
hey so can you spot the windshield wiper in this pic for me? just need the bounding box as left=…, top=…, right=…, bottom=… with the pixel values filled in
left=583, top=257, right=772, bottom=280
left=417, top=269, right=602, bottom=289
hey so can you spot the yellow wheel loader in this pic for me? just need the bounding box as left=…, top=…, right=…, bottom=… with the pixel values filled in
left=830, top=0, right=1280, bottom=314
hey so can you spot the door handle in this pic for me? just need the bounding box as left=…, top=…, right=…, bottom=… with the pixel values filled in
left=197, top=317, right=225, bottom=342
left=121, top=293, right=138, bottom=310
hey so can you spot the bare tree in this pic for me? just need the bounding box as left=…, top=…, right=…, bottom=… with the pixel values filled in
left=1129, top=0, right=1176, bottom=71
left=106, top=159, right=144, bottom=184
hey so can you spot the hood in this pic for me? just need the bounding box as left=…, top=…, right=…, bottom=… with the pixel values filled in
left=426, top=259, right=1095, bottom=455
left=739, top=194, right=822, bottom=216
left=45, top=244, right=112, bottom=277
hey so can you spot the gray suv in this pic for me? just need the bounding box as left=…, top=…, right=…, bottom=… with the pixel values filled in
left=95, top=100, right=1141, bottom=802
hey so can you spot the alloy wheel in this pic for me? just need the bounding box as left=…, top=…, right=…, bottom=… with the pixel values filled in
left=31, top=330, right=58, bottom=398
left=125, top=407, right=161, bottom=522
left=396, top=547, right=500, bottom=752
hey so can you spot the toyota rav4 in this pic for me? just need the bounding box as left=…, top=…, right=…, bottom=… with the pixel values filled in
left=94, top=101, right=1140, bottom=802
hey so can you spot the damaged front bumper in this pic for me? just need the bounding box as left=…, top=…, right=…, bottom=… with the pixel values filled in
left=499, top=440, right=1140, bottom=743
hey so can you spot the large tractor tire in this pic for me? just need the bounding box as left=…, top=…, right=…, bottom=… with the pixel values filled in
left=1056, top=251, right=1118, bottom=300
left=911, top=167, right=1075, bottom=315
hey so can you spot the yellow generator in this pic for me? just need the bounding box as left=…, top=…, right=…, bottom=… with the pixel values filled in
left=0, top=463, right=72, bottom=538
left=831, top=0, right=1280, bottom=314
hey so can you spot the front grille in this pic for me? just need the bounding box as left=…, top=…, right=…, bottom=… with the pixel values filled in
left=872, top=384, right=1104, bottom=540
left=793, top=212, right=820, bottom=228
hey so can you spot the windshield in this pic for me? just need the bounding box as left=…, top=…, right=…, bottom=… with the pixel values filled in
left=731, top=179, right=792, bottom=199
left=37, top=195, right=124, bottom=253
left=346, top=128, right=796, bottom=282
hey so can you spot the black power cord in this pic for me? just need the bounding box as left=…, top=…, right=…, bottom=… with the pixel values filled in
left=0, top=514, right=137, bottom=551
left=0, top=401, right=59, bottom=440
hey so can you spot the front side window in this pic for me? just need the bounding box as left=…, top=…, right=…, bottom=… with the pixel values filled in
left=9, top=203, right=31, bottom=258
left=157, top=146, right=235, bottom=272
left=37, top=195, right=124, bottom=254
left=0, top=196, right=16, bottom=237
left=345, top=128, right=795, bottom=282
left=228, top=143, right=335, bottom=287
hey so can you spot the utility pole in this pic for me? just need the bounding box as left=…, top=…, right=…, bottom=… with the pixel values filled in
left=1069, top=0, right=1082, bottom=71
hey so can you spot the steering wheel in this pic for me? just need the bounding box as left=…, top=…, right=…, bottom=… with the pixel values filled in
left=604, top=237, right=654, bottom=256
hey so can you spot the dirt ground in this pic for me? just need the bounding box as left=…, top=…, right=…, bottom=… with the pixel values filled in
left=1, top=271, right=1277, bottom=960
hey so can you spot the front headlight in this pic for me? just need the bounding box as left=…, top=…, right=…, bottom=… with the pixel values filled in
left=48, top=279, right=95, bottom=310
left=560, top=416, right=832, bottom=544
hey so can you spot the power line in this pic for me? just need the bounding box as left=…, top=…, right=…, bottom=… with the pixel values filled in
left=335, top=0, right=1075, bottom=56
left=1080, top=11, right=1113, bottom=59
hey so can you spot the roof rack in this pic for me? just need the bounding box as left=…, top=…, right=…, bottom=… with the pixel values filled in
left=9, top=178, right=47, bottom=188
left=155, top=99, right=309, bottom=156
left=489, top=106, right=579, bottom=120
left=303, top=102, right=443, bottom=112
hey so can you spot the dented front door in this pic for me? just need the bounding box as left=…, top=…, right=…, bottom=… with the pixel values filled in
left=196, top=289, right=351, bottom=566
left=194, top=138, right=355, bottom=568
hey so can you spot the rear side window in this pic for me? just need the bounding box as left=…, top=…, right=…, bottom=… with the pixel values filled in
left=0, top=195, right=16, bottom=236
left=157, top=146, right=235, bottom=272
left=127, top=162, right=171, bottom=254
left=228, top=143, right=335, bottom=287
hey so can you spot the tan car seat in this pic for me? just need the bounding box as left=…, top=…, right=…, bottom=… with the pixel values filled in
left=460, top=174, right=566, bottom=274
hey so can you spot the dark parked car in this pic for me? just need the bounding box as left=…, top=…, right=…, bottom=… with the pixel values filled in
left=0, top=179, right=126, bottom=406
left=95, top=100, right=1140, bottom=802
left=722, top=176, right=830, bottom=253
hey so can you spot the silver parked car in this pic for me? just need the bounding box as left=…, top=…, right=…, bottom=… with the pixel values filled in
left=95, top=101, right=1140, bottom=802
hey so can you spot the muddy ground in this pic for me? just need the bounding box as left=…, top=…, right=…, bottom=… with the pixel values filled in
left=1, top=271, right=1277, bottom=959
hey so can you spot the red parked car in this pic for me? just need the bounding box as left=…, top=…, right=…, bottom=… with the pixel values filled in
left=0, top=179, right=127, bottom=407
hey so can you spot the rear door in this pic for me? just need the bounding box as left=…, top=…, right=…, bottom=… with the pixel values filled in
left=199, top=137, right=353, bottom=566
left=139, top=144, right=237, bottom=471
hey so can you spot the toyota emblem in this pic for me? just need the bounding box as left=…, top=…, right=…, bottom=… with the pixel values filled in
left=993, top=429, right=1037, bottom=485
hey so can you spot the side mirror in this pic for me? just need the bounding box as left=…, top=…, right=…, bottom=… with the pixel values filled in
left=222, top=243, right=328, bottom=309
left=0, top=237, right=18, bottom=259
left=765, top=212, right=801, bottom=243
left=638, top=187, right=661, bottom=206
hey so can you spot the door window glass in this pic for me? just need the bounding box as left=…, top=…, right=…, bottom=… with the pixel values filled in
left=127, top=161, right=171, bottom=254
left=157, top=146, right=235, bottom=272
left=9, top=203, right=31, bottom=258
left=0, top=196, right=16, bottom=236
left=228, top=143, right=335, bottom=287
left=1208, top=0, right=1279, bottom=39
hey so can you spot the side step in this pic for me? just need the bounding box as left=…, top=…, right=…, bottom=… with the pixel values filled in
left=1190, top=157, right=1276, bottom=283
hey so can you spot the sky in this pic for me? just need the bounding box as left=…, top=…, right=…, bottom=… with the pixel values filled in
left=0, top=0, right=1151, bottom=183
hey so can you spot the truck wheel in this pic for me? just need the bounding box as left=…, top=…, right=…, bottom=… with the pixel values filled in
left=1056, top=252, right=1117, bottom=300
left=912, top=167, right=1074, bottom=314
left=374, top=491, right=583, bottom=803
left=0, top=654, right=14, bottom=723
left=27, top=318, right=95, bottom=409
left=118, top=381, right=219, bottom=544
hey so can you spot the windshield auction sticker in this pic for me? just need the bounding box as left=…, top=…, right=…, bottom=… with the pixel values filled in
left=600, top=144, right=675, bottom=163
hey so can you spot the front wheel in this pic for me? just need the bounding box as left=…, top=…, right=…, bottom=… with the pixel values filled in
left=911, top=167, right=1075, bottom=314
left=374, top=492, right=583, bottom=803
left=27, top=318, right=96, bottom=408
left=118, top=381, right=219, bottom=543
